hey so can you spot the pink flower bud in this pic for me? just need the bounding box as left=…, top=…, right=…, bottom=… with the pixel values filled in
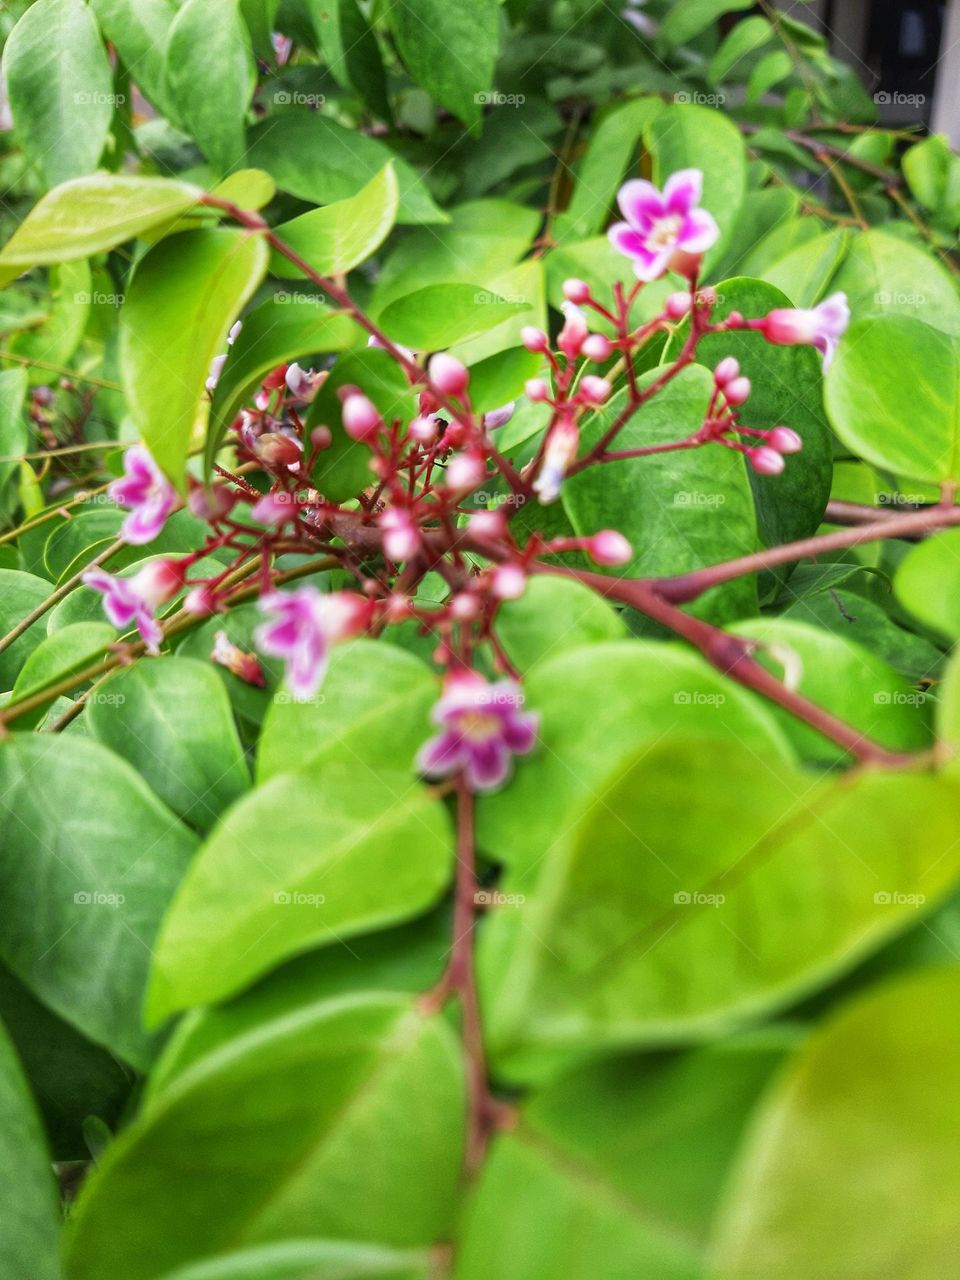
left=562, top=278, right=591, bottom=304
left=713, top=357, right=740, bottom=387
left=521, top=326, right=549, bottom=353
left=581, top=333, right=613, bottom=362
left=558, top=302, right=588, bottom=360
left=445, top=451, right=486, bottom=492
left=254, top=432, right=303, bottom=467
left=665, top=291, right=692, bottom=319
left=578, top=375, right=612, bottom=406
left=525, top=378, right=550, bottom=402
left=723, top=376, right=751, bottom=407
left=588, top=530, right=633, bottom=566
left=428, top=353, right=470, bottom=397
left=379, top=508, right=420, bottom=561
left=251, top=491, right=297, bottom=526
left=492, top=564, right=526, bottom=600
left=469, top=509, right=508, bottom=540
left=450, top=592, right=480, bottom=620
left=187, top=483, right=235, bottom=522
left=133, top=558, right=187, bottom=609
left=750, top=446, right=785, bottom=476
left=310, top=425, right=332, bottom=451
left=341, top=392, right=382, bottom=441
left=409, top=414, right=439, bottom=444
left=183, top=585, right=222, bottom=617
left=212, top=630, right=265, bottom=687
left=768, top=426, right=803, bottom=455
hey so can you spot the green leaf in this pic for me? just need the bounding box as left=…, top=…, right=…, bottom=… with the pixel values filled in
left=710, top=968, right=960, bottom=1279
left=270, top=163, right=399, bottom=278
left=87, top=657, right=250, bottom=833
left=158, top=1241, right=435, bottom=1280
left=895, top=528, right=960, bottom=641
left=379, top=283, right=531, bottom=351
left=6, top=259, right=91, bottom=376
left=746, top=48, right=793, bottom=102
left=659, top=0, right=756, bottom=47
left=670, top=277, right=832, bottom=550
left=645, top=104, right=747, bottom=271
left=476, top=641, right=793, bottom=872
left=63, top=995, right=464, bottom=1278
left=903, top=133, right=960, bottom=220
left=165, top=0, right=256, bottom=175
left=257, top=640, right=436, bottom=783
left=247, top=114, right=448, bottom=225
left=120, top=228, right=269, bottom=487
left=730, top=616, right=933, bottom=761
left=208, top=167, right=276, bottom=211
left=90, top=0, right=177, bottom=119
left=0, top=1020, right=60, bottom=1280
left=481, top=736, right=960, bottom=1059
left=0, top=735, right=198, bottom=1066
left=0, top=175, right=202, bottom=270
left=494, top=576, right=627, bottom=672
left=711, top=187, right=798, bottom=281
left=9, top=621, right=114, bottom=729
left=829, top=228, right=960, bottom=335
left=826, top=315, right=960, bottom=485
left=0, top=569, right=54, bottom=690
left=148, top=762, right=452, bottom=1019
left=707, top=16, right=774, bottom=85
left=563, top=368, right=760, bottom=625
left=1, top=0, right=114, bottom=189
left=390, top=0, right=499, bottom=128
left=763, top=229, right=850, bottom=308
left=0, top=369, right=27, bottom=496
left=457, top=1033, right=793, bottom=1278
left=207, top=294, right=359, bottom=472
left=309, top=0, right=391, bottom=122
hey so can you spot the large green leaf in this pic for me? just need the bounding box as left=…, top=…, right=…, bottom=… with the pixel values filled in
left=159, top=1241, right=434, bottom=1280
left=563, top=368, right=760, bottom=624
left=87, top=657, right=250, bottom=833
left=0, top=1021, right=60, bottom=1280
left=0, top=736, right=198, bottom=1067
left=390, top=0, right=499, bottom=127
left=9, top=621, right=114, bottom=729
left=456, top=1032, right=793, bottom=1280
left=2, top=0, right=113, bottom=188
left=659, top=0, right=756, bottom=46
left=645, top=104, right=747, bottom=270
left=710, top=968, right=960, bottom=1279
left=257, top=640, right=436, bottom=783
left=165, top=0, right=256, bottom=175
left=828, top=228, right=960, bottom=334
left=147, top=762, right=452, bottom=1018
left=0, top=175, right=202, bottom=269
left=476, top=641, right=793, bottom=871
left=494, top=577, right=627, bottom=673
left=481, top=736, right=960, bottom=1059
left=63, top=995, right=464, bottom=1278
left=90, top=0, right=177, bottom=118
left=826, top=315, right=960, bottom=485
left=120, top=228, right=269, bottom=487
left=0, top=569, right=54, bottom=690
left=309, top=0, right=391, bottom=122
left=379, top=283, right=531, bottom=351
left=731, top=616, right=933, bottom=761
left=246, top=114, right=448, bottom=225
left=894, top=528, right=960, bottom=640
left=270, top=163, right=399, bottom=278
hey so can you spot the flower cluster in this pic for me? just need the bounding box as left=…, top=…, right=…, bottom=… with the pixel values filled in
left=83, top=167, right=850, bottom=792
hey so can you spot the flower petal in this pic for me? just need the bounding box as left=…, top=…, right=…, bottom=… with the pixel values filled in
left=418, top=730, right=467, bottom=777
left=608, top=222, right=650, bottom=260
left=465, top=739, right=511, bottom=791
left=677, top=207, right=720, bottom=255
left=617, top=179, right=664, bottom=229
left=663, top=168, right=704, bottom=216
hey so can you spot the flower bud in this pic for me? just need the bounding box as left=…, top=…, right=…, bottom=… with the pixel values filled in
left=768, top=426, right=803, bottom=455
left=750, top=446, right=785, bottom=476
left=428, top=353, right=470, bottom=397
left=183, top=585, right=222, bottom=616
left=212, top=630, right=265, bottom=687
left=521, top=326, right=549, bottom=353
left=588, top=530, right=633, bottom=566
left=578, top=375, right=612, bottom=405
left=484, top=401, right=516, bottom=430
left=409, top=414, right=439, bottom=444
left=558, top=301, right=588, bottom=360
left=562, top=278, right=591, bottom=304
left=713, top=357, right=740, bottom=387
left=581, top=333, right=613, bottom=362
left=445, top=451, right=486, bottom=492
left=188, top=483, right=235, bottom=521
left=341, top=391, right=382, bottom=441
left=492, top=563, right=526, bottom=600
left=379, top=508, right=420, bottom=561
left=525, top=378, right=550, bottom=402
left=665, top=291, right=692, bottom=319
left=254, top=432, right=303, bottom=467
left=310, top=425, right=333, bottom=451
left=469, top=509, right=508, bottom=540
left=132, top=558, right=187, bottom=609
left=723, top=376, right=752, bottom=407
left=450, top=592, right=481, bottom=621
left=251, top=491, right=297, bottom=526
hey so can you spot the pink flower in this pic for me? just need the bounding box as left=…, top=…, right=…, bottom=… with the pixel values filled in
left=757, top=292, right=850, bottom=368
left=254, top=587, right=368, bottom=700
left=379, top=508, right=419, bottom=561
left=109, top=445, right=177, bottom=545
left=417, top=673, right=539, bottom=792
left=83, top=559, right=186, bottom=655
left=211, top=630, right=266, bottom=686
left=533, top=416, right=579, bottom=504
left=608, top=170, right=719, bottom=282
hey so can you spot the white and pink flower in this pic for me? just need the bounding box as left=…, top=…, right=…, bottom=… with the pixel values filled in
left=755, top=292, right=850, bottom=368
left=83, top=559, right=186, bottom=655
left=109, top=445, right=177, bottom=545
left=608, top=170, right=719, bottom=282
left=417, top=673, right=539, bottom=792
left=254, top=586, right=369, bottom=700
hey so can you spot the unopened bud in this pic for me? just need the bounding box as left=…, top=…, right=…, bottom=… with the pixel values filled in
left=428, top=353, right=470, bottom=397
left=750, top=446, right=785, bottom=476
left=492, top=563, right=526, bottom=600
left=581, top=334, right=613, bottom=362
left=713, top=357, right=740, bottom=387
left=341, top=391, right=382, bottom=441
left=578, top=375, right=612, bottom=406
left=525, top=378, right=550, bottom=402
left=768, top=426, right=803, bottom=455
left=665, top=292, right=692, bottom=319
left=723, top=376, right=752, bottom=407
left=588, top=530, right=633, bottom=566
left=562, top=278, right=591, bottom=304
left=521, top=326, right=549, bottom=353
